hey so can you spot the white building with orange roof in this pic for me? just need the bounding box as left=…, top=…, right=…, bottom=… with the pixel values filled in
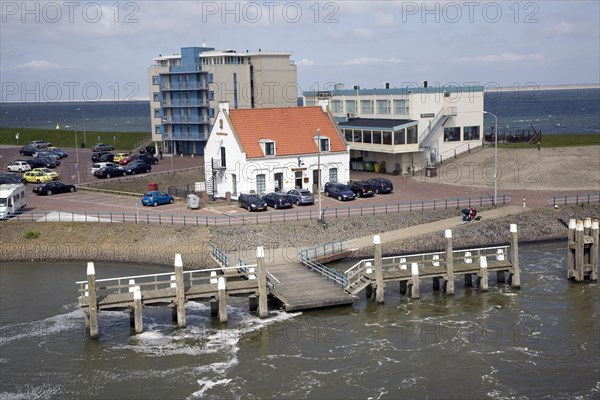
left=204, top=103, right=350, bottom=199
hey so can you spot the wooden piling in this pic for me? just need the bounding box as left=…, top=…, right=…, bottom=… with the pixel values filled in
left=86, top=262, right=98, bottom=339
left=567, top=219, right=577, bottom=279
left=575, top=220, right=585, bottom=282
left=249, top=294, right=258, bottom=312
left=174, top=254, right=186, bottom=328
left=411, top=263, right=420, bottom=299
left=510, top=224, right=521, bottom=289
left=590, top=220, right=598, bottom=281
left=374, top=235, right=384, bottom=303
left=218, top=277, right=227, bottom=323
left=479, top=256, right=489, bottom=292
left=464, top=273, right=473, bottom=287
left=210, top=298, right=218, bottom=316
left=399, top=281, right=407, bottom=296
left=256, top=247, right=268, bottom=318
left=444, top=229, right=454, bottom=295
left=133, top=288, right=143, bottom=334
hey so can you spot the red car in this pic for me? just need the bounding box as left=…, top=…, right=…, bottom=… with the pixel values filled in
left=119, top=155, right=135, bottom=165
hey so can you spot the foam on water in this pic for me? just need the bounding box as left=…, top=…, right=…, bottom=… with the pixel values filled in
left=0, top=309, right=83, bottom=346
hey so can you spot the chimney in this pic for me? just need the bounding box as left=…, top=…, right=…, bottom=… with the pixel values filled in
left=422, top=80, right=428, bottom=88
left=318, top=99, right=330, bottom=113
left=219, top=102, right=230, bottom=115
left=385, top=82, right=390, bottom=89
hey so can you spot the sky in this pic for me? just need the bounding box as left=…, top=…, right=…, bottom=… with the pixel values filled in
left=1, top=0, right=599, bottom=102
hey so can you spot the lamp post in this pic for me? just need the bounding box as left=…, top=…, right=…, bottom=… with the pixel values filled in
left=74, top=130, right=80, bottom=184
left=483, top=111, right=498, bottom=206
left=77, top=108, right=86, bottom=147
left=316, top=128, right=322, bottom=221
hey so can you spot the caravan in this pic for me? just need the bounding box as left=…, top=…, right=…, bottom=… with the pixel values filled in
left=0, top=184, right=27, bottom=219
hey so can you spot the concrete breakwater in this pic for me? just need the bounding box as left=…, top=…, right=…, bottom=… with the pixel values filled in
left=1, top=205, right=599, bottom=267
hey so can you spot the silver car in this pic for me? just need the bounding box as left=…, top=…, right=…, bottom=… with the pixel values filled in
left=286, top=189, right=314, bottom=205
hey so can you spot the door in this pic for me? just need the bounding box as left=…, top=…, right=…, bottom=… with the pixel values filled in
left=274, top=173, right=283, bottom=192
left=295, top=171, right=303, bottom=189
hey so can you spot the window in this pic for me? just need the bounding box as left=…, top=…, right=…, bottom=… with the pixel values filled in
left=345, top=100, right=356, bottom=114
left=155, top=126, right=161, bottom=134
left=353, top=130, right=362, bottom=143
left=313, top=169, right=320, bottom=187
left=207, top=73, right=214, bottom=83
left=444, top=127, right=461, bottom=142
left=372, top=131, right=382, bottom=144
left=274, top=172, right=283, bottom=191
left=256, top=174, right=266, bottom=194
left=220, top=146, right=226, bottom=168
left=152, top=75, right=159, bottom=85
left=394, top=129, right=406, bottom=145
left=209, top=108, right=215, bottom=118
left=208, top=91, right=214, bottom=101
left=153, top=92, right=160, bottom=102
left=360, top=100, right=373, bottom=114
left=362, top=130, right=372, bottom=143
left=463, top=126, right=481, bottom=141
left=382, top=132, right=392, bottom=145
left=376, top=100, right=390, bottom=114
left=393, top=99, right=409, bottom=115
left=345, top=129, right=353, bottom=142
left=320, top=138, right=330, bottom=152
left=407, top=125, right=418, bottom=144
left=265, top=141, right=275, bottom=156
left=154, top=108, right=161, bottom=118
left=329, top=168, right=338, bottom=183
left=331, top=100, right=342, bottom=114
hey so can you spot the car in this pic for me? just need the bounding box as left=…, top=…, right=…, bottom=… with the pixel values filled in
left=46, top=147, right=68, bottom=158
left=32, top=168, right=59, bottom=180
left=29, top=140, right=51, bottom=149
left=98, top=153, right=115, bottom=163
left=34, top=151, right=60, bottom=161
left=91, top=143, right=114, bottom=152
left=367, top=177, right=394, bottom=194
left=34, top=157, right=59, bottom=168
left=0, top=173, right=27, bottom=184
left=140, top=145, right=156, bottom=155
left=262, top=192, right=294, bottom=209
left=91, top=162, right=119, bottom=174
left=7, top=161, right=32, bottom=172
left=91, top=151, right=112, bottom=162
left=141, top=191, right=174, bottom=207
left=348, top=180, right=376, bottom=198
left=113, top=152, right=130, bottom=163
left=32, top=181, right=76, bottom=196
left=24, top=158, right=51, bottom=169
left=19, top=145, right=39, bottom=156
left=23, top=170, right=54, bottom=183
left=286, top=189, right=314, bottom=205
left=93, top=164, right=126, bottom=179
left=118, top=154, right=135, bottom=165
left=132, top=153, right=158, bottom=165
left=124, top=160, right=151, bottom=175
left=324, top=182, right=356, bottom=201
left=238, top=193, right=267, bottom=212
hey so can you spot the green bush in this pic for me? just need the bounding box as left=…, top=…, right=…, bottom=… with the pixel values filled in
left=24, top=230, right=41, bottom=240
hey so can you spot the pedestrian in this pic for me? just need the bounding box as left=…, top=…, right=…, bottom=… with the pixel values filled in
left=159, top=148, right=163, bottom=160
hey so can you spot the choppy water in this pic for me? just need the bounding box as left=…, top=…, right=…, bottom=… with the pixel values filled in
left=0, top=242, right=598, bottom=399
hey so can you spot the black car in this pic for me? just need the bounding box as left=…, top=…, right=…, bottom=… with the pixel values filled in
left=93, top=164, right=126, bottom=179
left=324, top=182, right=356, bottom=201
left=98, top=153, right=115, bottom=162
left=124, top=160, right=151, bottom=175
left=91, top=143, right=114, bottom=152
left=92, top=151, right=112, bottom=162
left=32, top=181, right=76, bottom=196
left=262, top=192, right=294, bottom=209
left=238, top=193, right=267, bottom=212
left=0, top=173, right=26, bottom=184
left=19, top=145, right=39, bottom=156
left=348, top=180, right=376, bottom=198
left=47, top=147, right=68, bottom=158
left=30, top=157, right=59, bottom=168
left=367, top=177, right=394, bottom=194
left=132, top=153, right=158, bottom=165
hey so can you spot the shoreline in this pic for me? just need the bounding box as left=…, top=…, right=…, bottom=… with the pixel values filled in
left=2, top=205, right=598, bottom=268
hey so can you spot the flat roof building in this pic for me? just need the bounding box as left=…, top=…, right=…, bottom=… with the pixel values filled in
left=149, top=46, right=297, bottom=155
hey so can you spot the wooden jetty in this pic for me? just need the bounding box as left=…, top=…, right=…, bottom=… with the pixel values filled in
left=567, top=218, right=599, bottom=282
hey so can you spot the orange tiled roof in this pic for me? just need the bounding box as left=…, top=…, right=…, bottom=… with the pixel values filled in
left=228, top=106, right=346, bottom=158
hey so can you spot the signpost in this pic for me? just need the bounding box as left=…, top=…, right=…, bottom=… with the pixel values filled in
left=15, top=132, right=19, bottom=144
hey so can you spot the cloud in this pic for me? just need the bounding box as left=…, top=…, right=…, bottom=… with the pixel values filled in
left=296, top=58, right=315, bottom=67
left=541, top=20, right=598, bottom=37
left=450, top=53, right=543, bottom=63
left=344, top=57, right=405, bottom=66
left=10, top=60, right=70, bottom=71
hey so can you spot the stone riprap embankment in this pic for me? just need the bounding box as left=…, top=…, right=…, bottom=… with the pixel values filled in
left=1, top=205, right=598, bottom=267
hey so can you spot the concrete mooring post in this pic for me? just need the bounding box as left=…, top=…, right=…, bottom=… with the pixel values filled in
left=86, top=261, right=98, bottom=339
left=567, top=219, right=577, bottom=279
left=410, top=262, right=420, bottom=299
left=591, top=220, right=599, bottom=281
left=132, top=287, right=143, bottom=334
left=256, top=246, right=268, bottom=318
left=568, top=218, right=599, bottom=282
left=575, top=220, right=585, bottom=282
left=218, top=277, right=228, bottom=323
left=478, top=256, right=489, bottom=292
left=373, top=235, right=384, bottom=303
left=510, top=224, right=521, bottom=289
left=444, top=229, right=455, bottom=295
left=174, top=254, right=186, bottom=328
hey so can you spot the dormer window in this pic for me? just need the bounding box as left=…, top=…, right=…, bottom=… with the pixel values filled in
left=320, top=137, right=330, bottom=152
left=259, top=139, right=276, bottom=156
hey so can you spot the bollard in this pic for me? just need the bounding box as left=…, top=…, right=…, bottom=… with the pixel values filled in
left=590, top=220, right=599, bottom=281
left=399, top=257, right=407, bottom=270
left=86, top=261, right=98, bottom=339
left=210, top=298, right=218, bottom=317
left=410, top=263, right=420, bottom=299
left=256, top=246, right=268, bottom=318
left=445, top=229, right=454, bottom=295
left=510, top=224, right=521, bottom=289
left=128, top=279, right=136, bottom=293
left=133, top=287, right=143, bottom=333
left=479, top=256, right=489, bottom=292
left=373, top=235, right=384, bottom=304
left=218, top=277, right=227, bottom=323
left=210, top=270, right=218, bottom=284
left=249, top=294, right=258, bottom=312
left=575, top=220, right=585, bottom=282
left=567, top=219, right=577, bottom=278
left=522, top=196, right=526, bottom=207
left=496, top=249, right=506, bottom=283
left=174, top=254, right=186, bottom=327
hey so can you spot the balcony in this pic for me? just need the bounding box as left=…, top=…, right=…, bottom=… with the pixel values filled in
left=161, top=116, right=210, bottom=124
left=161, top=100, right=209, bottom=108
left=212, top=158, right=226, bottom=170
left=159, top=82, right=208, bottom=91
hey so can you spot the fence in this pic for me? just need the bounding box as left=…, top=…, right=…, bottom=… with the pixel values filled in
left=6, top=194, right=511, bottom=227
left=547, top=193, right=600, bottom=207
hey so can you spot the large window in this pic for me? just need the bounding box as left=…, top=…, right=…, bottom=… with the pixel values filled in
left=382, top=132, right=392, bottom=145
left=444, top=127, right=461, bottom=142
left=362, top=130, right=371, bottom=143
left=329, top=168, right=338, bottom=183
left=153, top=92, right=160, bottom=102
left=372, top=131, right=382, bottom=144
left=331, top=100, right=342, bottom=114
left=407, top=125, right=418, bottom=144
left=376, top=100, right=390, bottom=114
left=152, top=75, right=159, bottom=85
left=393, top=99, right=409, bottom=115
left=360, top=100, right=373, bottom=114
left=344, top=129, right=353, bottom=142
left=154, top=108, right=160, bottom=118
left=320, top=138, right=330, bottom=152
left=353, top=130, right=362, bottom=143
left=394, top=129, right=406, bottom=145
left=256, top=174, right=266, bottom=194
left=463, top=126, right=481, bottom=141
left=265, top=141, right=275, bottom=156
left=345, top=100, right=356, bottom=114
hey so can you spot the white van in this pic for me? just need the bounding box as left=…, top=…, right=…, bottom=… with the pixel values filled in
left=0, top=184, right=27, bottom=219
left=91, top=162, right=118, bottom=174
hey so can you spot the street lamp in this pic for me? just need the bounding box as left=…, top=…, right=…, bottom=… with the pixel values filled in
left=316, top=128, right=322, bottom=221
left=77, top=108, right=86, bottom=147
left=483, top=111, right=498, bottom=206
left=74, top=130, right=80, bottom=184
